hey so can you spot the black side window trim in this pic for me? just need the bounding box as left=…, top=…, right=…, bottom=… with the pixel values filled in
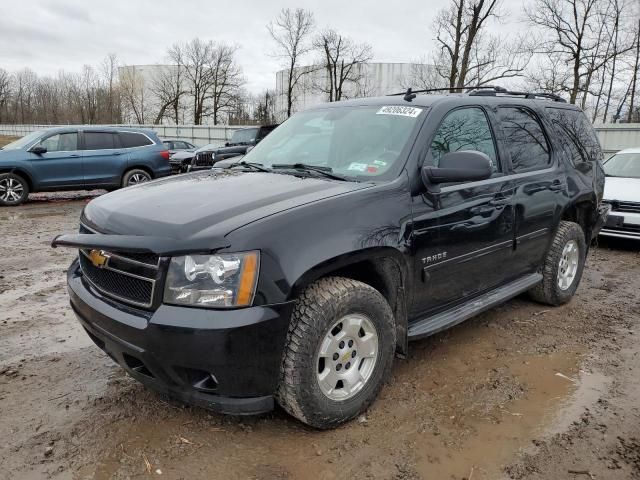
left=497, top=104, right=555, bottom=174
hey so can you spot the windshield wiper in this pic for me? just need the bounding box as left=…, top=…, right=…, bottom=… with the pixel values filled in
left=271, top=163, right=351, bottom=181
left=228, top=161, right=271, bottom=172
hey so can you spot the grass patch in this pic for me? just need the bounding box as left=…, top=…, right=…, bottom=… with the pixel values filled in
left=0, top=135, right=19, bottom=148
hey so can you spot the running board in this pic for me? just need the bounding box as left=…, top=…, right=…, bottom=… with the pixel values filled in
left=407, top=273, right=543, bottom=339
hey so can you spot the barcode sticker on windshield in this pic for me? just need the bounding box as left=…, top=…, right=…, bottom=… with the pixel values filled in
left=376, top=106, right=423, bottom=118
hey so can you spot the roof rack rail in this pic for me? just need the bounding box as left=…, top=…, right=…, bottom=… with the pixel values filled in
left=389, top=85, right=566, bottom=103
left=388, top=86, right=504, bottom=97
left=468, top=87, right=566, bottom=102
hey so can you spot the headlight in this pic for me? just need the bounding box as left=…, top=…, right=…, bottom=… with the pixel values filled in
left=163, top=251, right=259, bottom=308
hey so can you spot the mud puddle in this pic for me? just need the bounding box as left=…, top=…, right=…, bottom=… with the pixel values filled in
left=65, top=326, right=604, bottom=480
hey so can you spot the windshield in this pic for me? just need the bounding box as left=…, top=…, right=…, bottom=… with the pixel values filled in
left=242, top=105, right=425, bottom=180
left=2, top=131, right=43, bottom=150
left=230, top=128, right=258, bottom=145
left=604, top=153, right=640, bottom=179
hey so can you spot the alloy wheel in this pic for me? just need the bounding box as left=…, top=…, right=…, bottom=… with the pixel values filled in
left=316, top=313, right=379, bottom=401
left=557, top=240, right=579, bottom=290
left=0, top=177, right=25, bottom=203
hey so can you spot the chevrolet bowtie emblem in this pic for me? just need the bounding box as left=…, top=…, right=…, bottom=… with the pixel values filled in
left=88, top=249, right=110, bottom=268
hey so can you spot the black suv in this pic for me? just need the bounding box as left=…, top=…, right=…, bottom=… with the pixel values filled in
left=53, top=88, right=608, bottom=429
left=190, top=125, right=278, bottom=171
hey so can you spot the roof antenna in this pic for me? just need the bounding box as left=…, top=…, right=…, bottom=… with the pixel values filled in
left=404, top=87, right=417, bottom=102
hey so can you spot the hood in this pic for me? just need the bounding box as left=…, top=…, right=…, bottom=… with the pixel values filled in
left=170, top=150, right=195, bottom=160
left=83, top=170, right=371, bottom=243
left=603, top=176, right=640, bottom=203
left=214, top=145, right=248, bottom=154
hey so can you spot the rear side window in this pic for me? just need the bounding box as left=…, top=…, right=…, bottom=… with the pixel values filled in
left=120, top=132, right=153, bottom=148
left=498, top=107, right=551, bottom=172
left=429, top=107, right=499, bottom=172
left=83, top=132, right=118, bottom=150
left=545, top=108, right=602, bottom=163
left=40, top=132, right=78, bottom=152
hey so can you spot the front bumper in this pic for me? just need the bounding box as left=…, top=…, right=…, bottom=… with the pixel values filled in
left=67, top=260, right=293, bottom=415
left=592, top=203, right=611, bottom=239
left=599, top=205, right=640, bottom=240
left=169, top=160, right=187, bottom=174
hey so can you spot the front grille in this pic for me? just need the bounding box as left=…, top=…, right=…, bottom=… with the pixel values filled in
left=608, top=200, right=640, bottom=214
left=77, top=222, right=161, bottom=309
left=79, top=252, right=156, bottom=308
left=194, top=152, right=215, bottom=167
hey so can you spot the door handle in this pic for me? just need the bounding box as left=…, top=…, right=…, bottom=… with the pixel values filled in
left=488, top=198, right=510, bottom=207
left=69, top=154, right=80, bottom=158
left=549, top=180, right=565, bottom=191
left=113, top=152, right=122, bottom=156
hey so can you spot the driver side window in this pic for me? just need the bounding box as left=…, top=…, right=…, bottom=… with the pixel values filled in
left=39, top=133, right=78, bottom=152
left=429, top=107, right=499, bottom=172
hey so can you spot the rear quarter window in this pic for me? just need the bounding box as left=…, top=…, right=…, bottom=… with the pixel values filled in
left=498, top=106, right=551, bottom=173
left=120, top=132, right=153, bottom=148
left=545, top=107, right=602, bottom=163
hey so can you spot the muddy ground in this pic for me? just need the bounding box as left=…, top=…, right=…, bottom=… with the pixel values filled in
left=0, top=193, right=639, bottom=480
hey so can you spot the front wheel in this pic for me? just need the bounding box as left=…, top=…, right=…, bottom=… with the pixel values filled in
left=529, top=221, right=586, bottom=305
left=277, top=277, right=395, bottom=429
left=0, top=173, right=29, bottom=206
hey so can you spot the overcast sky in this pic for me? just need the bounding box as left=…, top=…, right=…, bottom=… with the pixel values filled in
left=1, top=0, right=526, bottom=93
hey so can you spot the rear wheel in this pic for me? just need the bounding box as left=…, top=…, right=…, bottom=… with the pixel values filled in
left=529, top=221, right=586, bottom=305
left=0, top=173, right=29, bottom=206
left=122, top=169, right=151, bottom=188
left=277, top=277, right=395, bottom=429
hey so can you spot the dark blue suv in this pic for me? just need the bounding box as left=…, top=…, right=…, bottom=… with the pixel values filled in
left=0, top=127, right=171, bottom=206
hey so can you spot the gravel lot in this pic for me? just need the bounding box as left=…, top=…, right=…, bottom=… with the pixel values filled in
left=0, top=193, right=639, bottom=480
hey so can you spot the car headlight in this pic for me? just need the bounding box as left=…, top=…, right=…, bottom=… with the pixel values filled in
left=163, top=251, right=259, bottom=308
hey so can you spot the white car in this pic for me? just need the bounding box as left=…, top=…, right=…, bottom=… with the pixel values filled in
left=600, top=147, right=640, bottom=240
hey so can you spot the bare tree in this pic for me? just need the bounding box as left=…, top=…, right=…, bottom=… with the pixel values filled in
left=404, top=59, right=446, bottom=90
left=268, top=8, right=315, bottom=118
left=101, top=53, right=119, bottom=123
left=80, top=65, right=99, bottom=124
left=253, top=89, right=276, bottom=124
left=627, top=18, right=640, bottom=121
left=314, top=29, right=373, bottom=102
left=0, top=69, right=11, bottom=123
left=431, top=0, right=528, bottom=90
left=209, top=43, right=245, bottom=124
left=150, top=64, right=185, bottom=124
left=13, top=69, right=38, bottom=123
left=526, top=0, right=633, bottom=104
left=171, top=39, right=214, bottom=125
left=119, top=66, right=147, bottom=124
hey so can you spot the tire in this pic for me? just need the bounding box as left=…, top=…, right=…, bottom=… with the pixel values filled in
left=276, top=277, right=395, bottom=429
left=529, top=221, right=586, bottom=306
left=0, top=173, right=29, bottom=206
left=122, top=169, right=151, bottom=188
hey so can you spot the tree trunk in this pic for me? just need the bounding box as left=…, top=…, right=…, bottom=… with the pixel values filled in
left=627, top=20, right=640, bottom=122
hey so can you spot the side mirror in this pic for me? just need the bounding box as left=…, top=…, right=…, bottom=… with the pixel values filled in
left=30, top=145, right=47, bottom=155
left=245, top=145, right=255, bottom=154
left=225, top=142, right=230, bottom=147
left=421, top=151, right=492, bottom=193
